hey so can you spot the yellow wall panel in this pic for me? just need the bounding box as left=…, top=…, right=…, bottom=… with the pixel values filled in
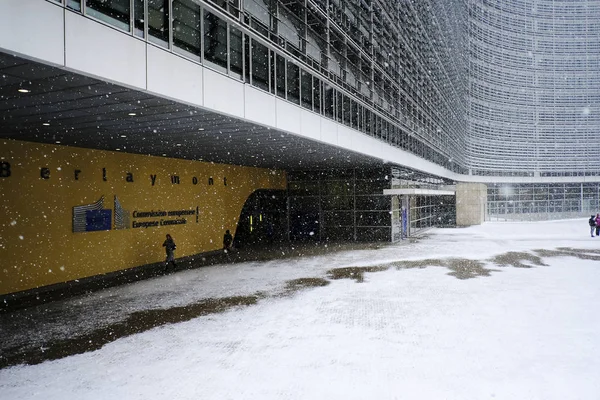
left=0, top=140, right=286, bottom=295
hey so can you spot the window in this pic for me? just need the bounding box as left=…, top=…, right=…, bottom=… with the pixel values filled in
left=148, top=0, right=169, bottom=46
left=276, top=54, right=286, bottom=98
left=67, top=0, right=81, bottom=12
left=229, top=26, right=243, bottom=79
left=343, top=95, right=351, bottom=125
left=287, top=62, right=300, bottom=104
left=208, top=0, right=240, bottom=17
left=244, top=0, right=271, bottom=29
left=251, top=40, right=269, bottom=91
left=324, top=84, right=334, bottom=118
left=313, top=78, right=322, bottom=114
left=350, top=101, right=358, bottom=128
left=364, top=110, right=372, bottom=135
left=204, top=10, right=228, bottom=72
left=300, top=70, right=312, bottom=110
left=336, top=91, right=343, bottom=123
left=244, top=33, right=250, bottom=83
left=269, top=51, right=276, bottom=94
left=173, top=0, right=201, bottom=57
left=133, top=0, right=144, bottom=37
left=86, top=0, right=130, bottom=31
left=357, top=105, right=363, bottom=130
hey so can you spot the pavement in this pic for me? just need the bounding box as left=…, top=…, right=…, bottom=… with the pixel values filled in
left=0, top=240, right=391, bottom=369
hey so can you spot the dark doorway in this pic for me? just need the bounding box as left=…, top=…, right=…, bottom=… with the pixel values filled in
left=233, top=190, right=288, bottom=248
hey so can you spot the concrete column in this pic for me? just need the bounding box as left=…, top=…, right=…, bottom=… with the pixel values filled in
left=456, top=183, right=488, bottom=226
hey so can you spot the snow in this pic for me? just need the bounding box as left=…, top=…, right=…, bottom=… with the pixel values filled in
left=1, top=219, right=600, bottom=399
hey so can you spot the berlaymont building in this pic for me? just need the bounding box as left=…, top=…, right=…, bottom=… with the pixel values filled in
left=1, top=0, right=599, bottom=301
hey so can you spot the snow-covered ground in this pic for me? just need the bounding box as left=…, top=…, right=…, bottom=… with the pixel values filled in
left=1, top=219, right=600, bottom=399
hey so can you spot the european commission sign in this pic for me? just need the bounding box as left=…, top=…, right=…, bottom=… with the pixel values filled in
left=72, top=195, right=129, bottom=233
left=73, top=195, right=198, bottom=233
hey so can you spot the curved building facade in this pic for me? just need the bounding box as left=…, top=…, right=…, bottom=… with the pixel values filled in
left=467, top=0, right=600, bottom=177
left=4, top=0, right=600, bottom=299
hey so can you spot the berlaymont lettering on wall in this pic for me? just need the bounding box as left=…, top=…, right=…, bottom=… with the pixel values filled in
left=0, top=139, right=286, bottom=296
left=1, top=155, right=227, bottom=234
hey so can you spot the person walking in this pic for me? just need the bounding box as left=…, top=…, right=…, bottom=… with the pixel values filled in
left=223, top=229, right=233, bottom=252
left=162, top=233, right=177, bottom=271
left=595, top=214, right=600, bottom=237
left=589, top=215, right=596, bottom=237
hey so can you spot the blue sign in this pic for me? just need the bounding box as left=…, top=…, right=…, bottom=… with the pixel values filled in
left=85, top=209, right=112, bottom=231
left=402, top=208, right=408, bottom=238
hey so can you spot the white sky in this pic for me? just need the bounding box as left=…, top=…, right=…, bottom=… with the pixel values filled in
left=1, top=219, right=600, bottom=399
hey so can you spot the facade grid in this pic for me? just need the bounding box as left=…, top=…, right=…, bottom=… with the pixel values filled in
left=34, top=0, right=600, bottom=221
left=45, top=0, right=469, bottom=173
left=467, top=0, right=600, bottom=177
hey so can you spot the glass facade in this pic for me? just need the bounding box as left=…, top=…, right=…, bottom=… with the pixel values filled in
left=488, top=183, right=600, bottom=221
left=46, top=0, right=468, bottom=174
left=288, top=168, right=394, bottom=242
left=467, top=0, right=600, bottom=177
left=43, top=0, right=600, bottom=224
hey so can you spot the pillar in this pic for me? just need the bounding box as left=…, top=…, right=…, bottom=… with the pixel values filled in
left=456, top=183, right=487, bottom=226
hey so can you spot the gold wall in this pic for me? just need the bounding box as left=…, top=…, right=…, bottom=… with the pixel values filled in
left=0, top=140, right=286, bottom=295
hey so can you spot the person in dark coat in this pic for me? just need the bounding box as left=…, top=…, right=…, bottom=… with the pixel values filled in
left=162, top=233, right=177, bottom=270
left=223, top=229, right=233, bottom=252
left=589, top=215, right=596, bottom=237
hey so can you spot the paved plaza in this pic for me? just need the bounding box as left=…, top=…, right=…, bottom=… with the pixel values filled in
left=1, top=219, right=599, bottom=399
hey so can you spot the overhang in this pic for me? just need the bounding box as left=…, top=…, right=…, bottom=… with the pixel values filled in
left=0, top=51, right=385, bottom=172
left=383, top=188, right=456, bottom=196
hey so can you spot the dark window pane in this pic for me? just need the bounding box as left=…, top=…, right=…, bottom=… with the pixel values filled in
left=355, top=196, right=391, bottom=210
left=148, top=0, right=169, bottom=45
left=343, top=96, right=351, bottom=126
left=173, top=0, right=201, bottom=57
left=244, top=33, right=250, bottom=82
left=229, top=0, right=240, bottom=18
left=269, top=51, right=276, bottom=93
left=357, top=211, right=391, bottom=226
left=229, top=26, right=243, bottom=78
left=324, top=84, right=334, bottom=118
left=204, top=11, right=228, bottom=71
left=357, top=105, right=363, bottom=130
left=313, top=78, right=321, bottom=114
left=86, top=0, right=130, bottom=31
left=300, top=70, right=312, bottom=109
left=251, top=40, right=269, bottom=91
left=336, top=91, right=343, bottom=122
left=276, top=54, right=286, bottom=98
left=351, top=100, right=358, bottom=128
left=287, top=62, right=300, bottom=104
left=324, top=211, right=354, bottom=226
left=209, top=0, right=227, bottom=11
left=365, top=109, right=372, bottom=135
left=134, top=0, right=144, bottom=37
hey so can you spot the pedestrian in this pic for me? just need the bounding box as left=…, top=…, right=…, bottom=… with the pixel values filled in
left=589, top=215, right=596, bottom=237
left=595, top=214, right=600, bottom=237
left=162, top=233, right=177, bottom=271
left=223, top=229, right=233, bottom=252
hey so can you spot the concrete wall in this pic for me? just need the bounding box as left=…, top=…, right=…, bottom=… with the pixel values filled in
left=456, top=183, right=488, bottom=226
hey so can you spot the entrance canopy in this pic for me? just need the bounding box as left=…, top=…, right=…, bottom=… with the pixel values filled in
left=383, top=188, right=456, bottom=196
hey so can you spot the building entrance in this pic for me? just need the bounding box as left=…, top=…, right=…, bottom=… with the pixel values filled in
left=234, top=190, right=288, bottom=248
